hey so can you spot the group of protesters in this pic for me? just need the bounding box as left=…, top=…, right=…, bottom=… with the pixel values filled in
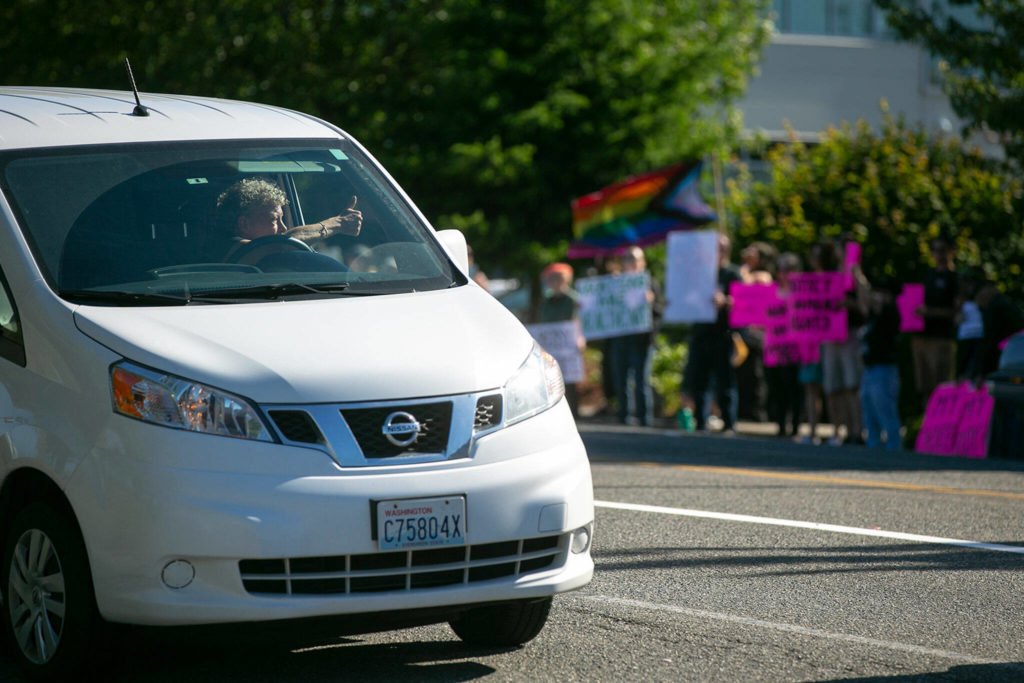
left=680, top=232, right=1023, bottom=449
left=514, top=231, right=1022, bottom=451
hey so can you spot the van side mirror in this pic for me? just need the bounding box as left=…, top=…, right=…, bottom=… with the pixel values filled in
left=436, top=229, right=470, bottom=275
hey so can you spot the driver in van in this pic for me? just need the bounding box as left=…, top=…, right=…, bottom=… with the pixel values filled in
left=216, top=178, right=362, bottom=264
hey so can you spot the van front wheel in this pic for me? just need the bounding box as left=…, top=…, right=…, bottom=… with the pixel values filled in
left=448, top=597, right=552, bottom=647
left=2, top=503, right=98, bottom=680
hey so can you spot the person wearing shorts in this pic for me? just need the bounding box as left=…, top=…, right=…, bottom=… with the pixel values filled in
left=798, top=359, right=823, bottom=444
left=820, top=241, right=867, bottom=445
left=822, top=333, right=864, bottom=445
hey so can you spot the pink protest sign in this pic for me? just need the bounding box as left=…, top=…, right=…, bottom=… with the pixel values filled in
left=843, top=242, right=861, bottom=291
left=951, top=388, right=994, bottom=458
left=897, top=283, right=925, bottom=333
left=762, top=298, right=820, bottom=366
left=914, top=383, right=968, bottom=455
left=788, top=273, right=848, bottom=343
left=764, top=336, right=803, bottom=366
left=729, top=282, right=778, bottom=327
left=763, top=299, right=794, bottom=367
left=765, top=337, right=821, bottom=366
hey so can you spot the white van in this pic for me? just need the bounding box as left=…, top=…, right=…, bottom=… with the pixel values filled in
left=0, top=87, right=593, bottom=678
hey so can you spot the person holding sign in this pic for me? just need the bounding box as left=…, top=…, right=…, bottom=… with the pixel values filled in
left=537, top=262, right=585, bottom=416
left=765, top=252, right=804, bottom=439
left=912, top=235, right=959, bottom=409
left=735, top=241, right=777, bottom=423
left=607, top=247, right=658, bottom=426
left=819, top=241, right=867, bottom=446
left=860, top=275, right=903, bottom=450
left=683, top=233, right=742, bottom=433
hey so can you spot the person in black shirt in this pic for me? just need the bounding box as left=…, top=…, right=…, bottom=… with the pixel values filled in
left=683, top=233, right=742, bottom=433
left=860, top=275, right=903, bottom=450
left=972, top=280, right=1024, bottom=378
left=912, top=235, right=958, bottom=408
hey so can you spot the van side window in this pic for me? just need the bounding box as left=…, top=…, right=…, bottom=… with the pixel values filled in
left=0, top=269, right=26, bottom=366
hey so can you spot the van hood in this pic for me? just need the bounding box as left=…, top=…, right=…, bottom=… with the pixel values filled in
left=73, top=286, right=531, bottom=404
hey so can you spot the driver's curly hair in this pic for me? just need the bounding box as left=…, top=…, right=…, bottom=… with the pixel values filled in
left=216, top=178, right=288, bottom=220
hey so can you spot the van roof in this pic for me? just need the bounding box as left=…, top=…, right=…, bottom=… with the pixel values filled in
left=0, top=87, right=341, bottom=150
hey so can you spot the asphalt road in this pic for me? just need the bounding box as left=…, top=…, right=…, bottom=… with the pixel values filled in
left=2, top=425, right=1022, bottom=681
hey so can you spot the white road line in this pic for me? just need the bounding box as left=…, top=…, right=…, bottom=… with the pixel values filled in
left=595, top=500, right=1024, bottom=555
left=579, top=595, right=1015, bottom=667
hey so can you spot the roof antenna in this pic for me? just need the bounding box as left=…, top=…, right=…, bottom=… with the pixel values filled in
left=124, top=57, right=149, bottom=117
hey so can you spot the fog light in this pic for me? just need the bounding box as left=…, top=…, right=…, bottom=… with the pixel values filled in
left=161, top=559, right=195, bottom=589
left=570, top=523, right=593, bottom=554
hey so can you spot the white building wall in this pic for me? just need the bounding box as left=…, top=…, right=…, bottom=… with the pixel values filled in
left=740, top=33, right=960, bottom=141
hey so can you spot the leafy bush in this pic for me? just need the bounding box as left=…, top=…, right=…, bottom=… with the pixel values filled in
left=725, top=109, right=1024, bottom=298
left=650, top=334, right=689, bottom=417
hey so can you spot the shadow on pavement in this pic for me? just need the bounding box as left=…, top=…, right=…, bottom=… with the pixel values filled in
left=819, top=661, right=1024, bottom=682
left=576, top=418, right=1024, bottom=475
left=594, top=543, right=1024, bottom=575
left=101, top=623, right=507, bottom=682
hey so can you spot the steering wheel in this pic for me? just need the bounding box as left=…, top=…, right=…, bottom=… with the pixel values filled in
left=227, top=234, right=313, bottom=265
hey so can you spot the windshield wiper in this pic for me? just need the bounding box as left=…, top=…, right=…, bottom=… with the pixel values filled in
left=60, top=289, right=196, bottom=306
left=202, top=282, right=356, bottom=300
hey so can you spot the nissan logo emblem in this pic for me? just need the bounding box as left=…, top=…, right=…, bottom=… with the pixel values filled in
left=382, top=411, right=421, bottom=447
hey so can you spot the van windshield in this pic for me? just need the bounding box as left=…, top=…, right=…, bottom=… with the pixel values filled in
left=1, top=139, right=462, bottom=303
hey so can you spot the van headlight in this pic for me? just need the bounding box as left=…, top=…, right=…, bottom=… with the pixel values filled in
left=504, top=343, right=565, bottom=426
left=111, top=362, right=272, bottom=441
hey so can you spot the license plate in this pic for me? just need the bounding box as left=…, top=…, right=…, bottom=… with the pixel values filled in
left=376, top=496, right=466, bottom=550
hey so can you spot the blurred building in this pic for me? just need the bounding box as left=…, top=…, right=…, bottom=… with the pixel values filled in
left=739, top=0, right=1000, bottom=157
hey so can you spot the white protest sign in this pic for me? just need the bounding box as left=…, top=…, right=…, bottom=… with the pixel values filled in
left=576, top=272, right=652, bottom=340
left=527, top=320, right=585, bottom=384
left=664, top=229, right=718, bottom=323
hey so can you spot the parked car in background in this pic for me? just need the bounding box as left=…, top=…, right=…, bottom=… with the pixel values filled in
left=986, top=333, right=1024, bottom=458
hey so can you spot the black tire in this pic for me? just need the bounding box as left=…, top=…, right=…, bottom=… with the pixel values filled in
left=448, top=597, right=552, bottom=647
left=2, top=503, right=99, bottom=681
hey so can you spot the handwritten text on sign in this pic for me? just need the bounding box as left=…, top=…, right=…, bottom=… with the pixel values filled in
left=914, top=382, right=992, bottom=458
left=787, top=273, right=848, bottom=343
left=527, top=320, right=585, bottom=384
left=762, top=297, right=821, bottom=367
left=576, top=272, right=652, bottom=341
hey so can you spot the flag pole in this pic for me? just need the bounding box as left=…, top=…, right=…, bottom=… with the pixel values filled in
left=711, top=152, right=727, bottom=234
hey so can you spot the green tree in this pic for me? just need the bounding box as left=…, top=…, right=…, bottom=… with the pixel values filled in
left=0, top=0, right=771, bottom=273
left=725, top=109, right=1024, bottom=298
left=873, top=0, right=1024, bottom=167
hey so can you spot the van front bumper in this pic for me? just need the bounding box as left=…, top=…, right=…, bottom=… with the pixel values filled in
left=69, top=401, right=593, bottom=625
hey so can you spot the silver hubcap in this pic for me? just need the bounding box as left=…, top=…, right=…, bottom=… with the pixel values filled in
left=8, top=528, right=66, bottom=664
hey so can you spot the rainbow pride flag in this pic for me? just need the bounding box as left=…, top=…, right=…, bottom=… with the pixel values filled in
left=568, top=161, right=715, bottom=258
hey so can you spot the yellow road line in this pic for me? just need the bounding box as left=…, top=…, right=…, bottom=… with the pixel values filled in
left=593, top=461, right=1024, bottom=501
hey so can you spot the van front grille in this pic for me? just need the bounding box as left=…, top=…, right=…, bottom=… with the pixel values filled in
left=341, top=402, right=452, bottom=457
left=268, top=410, right=323, bottom=444
left=473, top=394, right=502, bottom=431
left=239, top=534, right=564, bottom=596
